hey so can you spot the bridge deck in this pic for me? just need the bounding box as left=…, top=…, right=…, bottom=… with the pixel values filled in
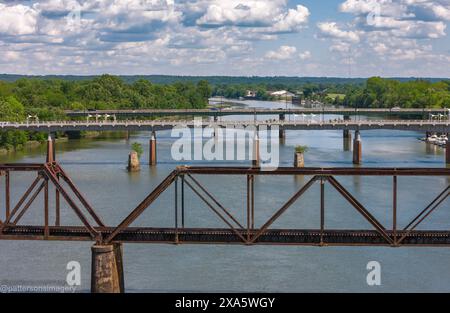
left=1, top=120, right=449, bottom=132
left=64, top=108, right=450, bottom=117
left=2, top=226, right=450, bottom=246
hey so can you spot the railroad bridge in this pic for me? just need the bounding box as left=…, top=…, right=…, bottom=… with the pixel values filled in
left=0, top=139, right=449, bottom=292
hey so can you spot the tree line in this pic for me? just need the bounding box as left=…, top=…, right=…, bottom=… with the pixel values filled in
left=0, top=74, right=211, bottom=150
left=338, top=77, right=450, bottom=108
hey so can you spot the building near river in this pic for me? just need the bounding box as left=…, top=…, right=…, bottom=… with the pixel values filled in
left=270, top=90, right=295, bottom=98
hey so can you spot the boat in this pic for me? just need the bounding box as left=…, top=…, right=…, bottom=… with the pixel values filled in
left=427, top=134, right=438, bottom=143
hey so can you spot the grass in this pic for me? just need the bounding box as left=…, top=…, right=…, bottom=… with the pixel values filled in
left=327, top=93, right=345, bottom=100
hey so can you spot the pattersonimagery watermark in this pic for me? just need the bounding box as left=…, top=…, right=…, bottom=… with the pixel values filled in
left=171, top=118, right=280, bottom=170
left=366, top=261, right=381, bottom=286
left=0, top=284, right=76, bottom=293
left=0, top=260, right=80, bottom=293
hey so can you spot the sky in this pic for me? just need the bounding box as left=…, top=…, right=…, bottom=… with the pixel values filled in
left=1, top=0, right=450, bottom=77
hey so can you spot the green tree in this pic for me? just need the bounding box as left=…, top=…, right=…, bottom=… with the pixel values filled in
left=131, top=142, right=143, bottom=158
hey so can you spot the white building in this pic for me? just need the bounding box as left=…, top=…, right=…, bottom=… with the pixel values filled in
left=270, top=90, right=295, bottom=97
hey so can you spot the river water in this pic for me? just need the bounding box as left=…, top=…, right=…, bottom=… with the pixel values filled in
left=0, top=100, right=449, bottom=293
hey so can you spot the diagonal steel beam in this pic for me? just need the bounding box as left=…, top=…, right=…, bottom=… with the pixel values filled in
left=327, top=176, right=394, bottom=245
left=183, top=178, right=248, bottom=244
left=397, top=186, right=449, bottom=245
left=105, top=170, right=179, bottom=244
left=56, top=164, right=105, bottom=227
left=43, top=164, right=100, bottom=240
left=2, top=176, right=42, bottom=226
left=186, top=173, right=244, bottom=229
left=12, top=181, right=46, bottom=225
left=403, top=186, right=449, bottom=231
left=250, top=176, right=318, bottom=244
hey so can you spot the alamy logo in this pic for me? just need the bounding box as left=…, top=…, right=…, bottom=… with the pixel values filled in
left=367, top=3, right=382, bottom=26
left=66, top=1, right=82, bottom=31
left=366, top=261, right=381, bottom=286
left=66, top=261, right=81, bottom=287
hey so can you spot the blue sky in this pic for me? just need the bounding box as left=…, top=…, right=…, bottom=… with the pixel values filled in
left=1, top=0, right=450, bottom=77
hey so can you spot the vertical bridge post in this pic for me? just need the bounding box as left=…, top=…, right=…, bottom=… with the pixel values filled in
left=149, top=131, right=157, bottom=166
left=353, top=130, right=362, bottom=165
left=46, top=134, right=55, bottom=163
left=91, top=243, right=124, bottom=293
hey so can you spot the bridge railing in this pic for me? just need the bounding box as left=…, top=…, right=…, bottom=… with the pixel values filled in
left=1, top=119, right=450, bottom=126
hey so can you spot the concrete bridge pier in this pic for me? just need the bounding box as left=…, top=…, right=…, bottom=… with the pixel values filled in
left=343, top=116, right=351, bottom=140
left=252, top=130, right=260, bottom=167
left=91, top=243, right=124, bottom=293
left=343, top=136, right=352, bottom=152
left=149, top=131, right=157, bottom=166
left=353, top=130, right=362, bottom=165
left=446, top=140, right=450, bottom=165
left=279, top=114, right=286, bottom=139
left=343, top=127, right=352, bottom=151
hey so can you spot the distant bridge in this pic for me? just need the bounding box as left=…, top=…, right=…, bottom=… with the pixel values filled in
left=65, top=107, right=450, bottom=118
left=1, top=119, right=450, bottom=132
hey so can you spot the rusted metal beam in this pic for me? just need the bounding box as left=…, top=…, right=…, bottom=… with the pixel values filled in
left=12, top=181, right=46, bottom=225
left=178, top=167, right=450, bottom=176
left=5, top=171, right=10, bottom=220
left=4, top=226, right=450, bottom=246
left=327, top=176, right=394, bottom=245
left=104, top=170, right=179, bottom=244
left=0, top=164, right=43, bottom=171
left=320, top=178, right=325, bottom=245
left=393, top=176, right=398, bottom=245
left=250, top=176, right=318, bottom=244
left=187, top=173, right=244, bottom=229
left=183, top=178, right=248, bottom=244
left=44, top=180, right=49, bottom=238
left=43, top=164, right=100, bottom=240
left=57, top=165, right=105, bottom=227
left=3, top=176, right=42, bottom=227
left=0, top=162, right=448, bottom=249
left=397, top=186, right=450, bottom=245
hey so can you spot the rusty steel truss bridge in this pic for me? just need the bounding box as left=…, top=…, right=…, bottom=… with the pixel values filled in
left=0, top=160, right=449, bottom=248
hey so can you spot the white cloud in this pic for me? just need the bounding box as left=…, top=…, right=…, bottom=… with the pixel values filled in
left=265, top=45, right=297, bottom=60
left=299, top=50, right=312, bottom=60
left=317, top=22, right=360, bottom=42
left=0, top=4, right=39, bottom=35
left=195, top=1, right=309, bottom=33
left=271, top=5, right=310, bottom=33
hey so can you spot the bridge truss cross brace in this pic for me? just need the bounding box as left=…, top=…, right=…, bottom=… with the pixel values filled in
left=104, top=166, right=450, bottom=247
left=0, top=164, right=449, bottom=293
left=0, top=162, right=105, bottom=242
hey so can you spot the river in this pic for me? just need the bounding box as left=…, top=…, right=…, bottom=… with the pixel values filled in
left=0, top=100, right=449, bottom=292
